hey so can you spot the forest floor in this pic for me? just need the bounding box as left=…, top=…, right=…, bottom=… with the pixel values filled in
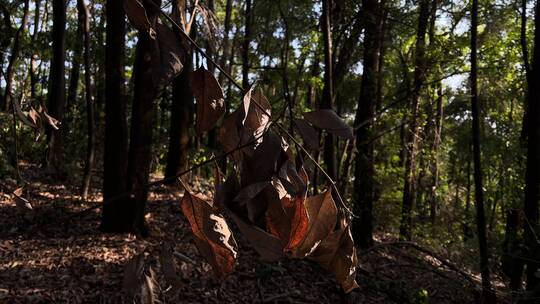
left=0, top=164, right=508, bottom=303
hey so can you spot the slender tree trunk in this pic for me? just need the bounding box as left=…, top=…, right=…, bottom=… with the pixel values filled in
left=321, top=0, right=337, bottom=180
left=523, top=0, right=540, bottom=296
left=101, top=0, right=129, bottom=232
left=2, top=0, right=30, bottom=112
left=165, top=1, right=193, bottom=183
left=79, top=0, right=95, bottom=199
left=29, top=0, right=41, bottom=101
left=242, top=0, right=252, bottom=90
left=66, top=1, right=83, bottom=127
left=352, top=0, right=381, bottom=249
left=399, top=0, right=429, bottom=240
left=521, top=0, right=531, bottom=142
left=46, top=0, right=67, bottom=177
left=126, top=26, right=158, bottom=236
left=471, top=0, right=495, bottom=300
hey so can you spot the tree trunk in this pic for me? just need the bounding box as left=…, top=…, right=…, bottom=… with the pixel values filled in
left=523, top=0, right=540, bottom=296
left=46, top=0, right=67, bottom=177
left=2, top=0, right=30, bottom=111
left=242, top=0, right=252, bottom=90
left=352, top=0, right=382, bottom=249
left=321, top=0, right=337, bottom=180
left=79, top=0, right=95, bottom=199
left=471, top=0, right=495, bottom=300
left=29, top=0, right=41, bottom=101
left=165, top=1, right=193, bottom=183
left=101, top=0, right=129, bottom=232
left=399, top=0, right=429, bottom=240
left=125, top=25, right=159, bottom=236
left=521, top=0, right=531, bottom=142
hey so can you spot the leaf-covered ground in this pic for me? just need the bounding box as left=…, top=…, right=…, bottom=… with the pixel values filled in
left=0, top=165, right=501, bottom=303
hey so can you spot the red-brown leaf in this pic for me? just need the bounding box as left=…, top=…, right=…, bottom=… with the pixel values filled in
left=180, top=191, right=237, bottom=280
left=290, top=190, right=337, bottom=258
left=218, top=110, right=243, bottom=162
left=189, top=67, right=225, bottom=134
left=303, top=109, right=353, bottom=139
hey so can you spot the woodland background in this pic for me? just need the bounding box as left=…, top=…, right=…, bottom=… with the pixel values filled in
left=1, top=0, right=540, bottom=303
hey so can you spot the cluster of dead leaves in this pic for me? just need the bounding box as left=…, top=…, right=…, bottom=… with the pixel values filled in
left=122, top=0, right=358, bottom=295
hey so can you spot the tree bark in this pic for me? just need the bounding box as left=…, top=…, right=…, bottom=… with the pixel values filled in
left=470, top=0, right=495, bottom=300
left=45, top=0, right=67, bottom=177
left=523, top=0, right=540, bottom=296
left=242, top=0, right=252, bottom=90
left=321, top=0, right=337, bottom=180
left=165, top=0, right=193, bottom=183
left=79, top=0, right=95, bottom=199
left=399, top=0, right=429, bottom=240
left=2, top=0, right=30, bottom=112
left=101, top=0, right=129, bottom=232
left=352, top=0, right=382, bottom=249
left=29, top=0, right=41, bottom=101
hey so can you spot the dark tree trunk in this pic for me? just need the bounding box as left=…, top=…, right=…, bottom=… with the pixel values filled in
left=399, top=0, right=429, bottom=240
left=471, top=0, right=495, bottom=300
left=321, top=0, right=337, bottom=180
left=101, top=0, right=129, bottom=232
left=125, top=27, right=158, bottom=236
left=79, top=0, right=95, bottom=199
left=242, top=0, right=252, bottom=90
left=29, top=0, right=41, bottom=101
left=2, top=0, right=29, bottom=112
left=165, top=59, right=193, bottom=181
left=352, top=0, right=382, bottom=249
left=165, top=1, right=193, bottom=183
left=46, top=0, right=67, bottom=177
left=66, top=0, right=83, bottom=127
left=521, top=0, right=531, bottom=142
left=523, top=0, right=540, bottom=296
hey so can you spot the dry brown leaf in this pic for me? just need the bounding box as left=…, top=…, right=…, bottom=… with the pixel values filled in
left=303, top=109, right=353, bottom=139
left=12, top=187, right=32, bottom=210
left=180, top=191, right=237, bottom=280
left=159, top=242, right=182, bottom=289
left=141, top=267, right=160, bottom=304
left=282, top=196, right=309, bottom=252
left=293, top=118, right=319, bottom=151
left=123, top=253, right=145, bottom=300
left=233, top=181, right=272, bottom=223
left=123, top=0, right=155, bottom=37
left=240, top=88, right=272, bottom=149
left=291, top=190, right=337, bottom=258
left=150, top=20, right=187, bottom=88
left=308, top=217, right=359, bottom=293
left=189, top=67, right=225, bottom=134
left=278, top=160, right=307, bottom=197
left=230, top=213, right=283, bottom=262
left=218, top=110, right=243, bottom=162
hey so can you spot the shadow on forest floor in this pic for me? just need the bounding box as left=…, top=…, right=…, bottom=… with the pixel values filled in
left=0, top=164, right=497, bottom=303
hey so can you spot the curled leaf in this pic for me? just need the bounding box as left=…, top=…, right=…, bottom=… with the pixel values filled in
left=12, top=187, right=32, bottom=210
left=180, top=191, right=237, bottom=280
left=304, top=109, right=353, bottom=139
left=159, top=242, right=182, bottom=289
left=240, top=88, right=272, bottom=149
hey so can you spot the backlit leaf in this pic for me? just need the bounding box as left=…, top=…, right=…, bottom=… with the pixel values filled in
left=189, top=67, right=225, bottom=134
left=180, top=191, right=237, bottom=280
